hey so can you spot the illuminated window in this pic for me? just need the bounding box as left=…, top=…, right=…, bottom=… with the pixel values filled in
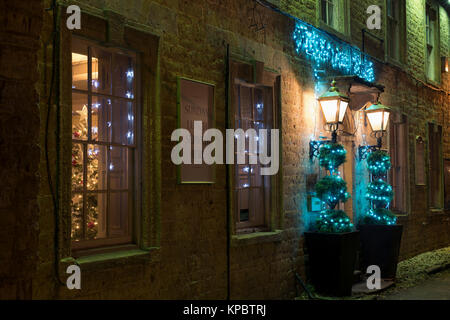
left=71, top=37, right=137, bottom=249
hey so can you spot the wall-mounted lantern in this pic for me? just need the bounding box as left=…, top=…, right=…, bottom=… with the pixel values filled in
left=358, top=102, right=391, bottom=160
left=310, top=80, right=349, bottom=160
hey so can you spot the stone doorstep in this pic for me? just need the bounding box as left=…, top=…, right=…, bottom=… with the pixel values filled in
left=352, top=279, right=395, bottom=295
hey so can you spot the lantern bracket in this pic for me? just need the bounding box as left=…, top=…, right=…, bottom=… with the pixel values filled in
left=358, top=136, right=382, bottom=160
left=309, top=130, right=338, bottom=160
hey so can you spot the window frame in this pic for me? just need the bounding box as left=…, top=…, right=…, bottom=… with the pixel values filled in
left=384, top=0, right=406, bottom=66
left=317, top=0, right=350, bottom=39
left=70, top=36, right=140, bottom=251
left=229, top=58, right=282, bottom=235
left=59, top=8, right=161, bottom=259
left=424, top=1, right=441, bottom=85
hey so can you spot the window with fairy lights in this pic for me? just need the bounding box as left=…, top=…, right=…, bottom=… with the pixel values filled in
left=234, top=83, right=273, bottom=231
left=71, top=37, right=137, bottom=249
left=230, top=60, right=280, bottom=233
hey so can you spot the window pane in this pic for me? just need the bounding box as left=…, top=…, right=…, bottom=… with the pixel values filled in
left=72, top=93, right=88, bottom=140
left=72, top=39, right=88, bottom=91
left=109, top=192, right=129, bottom=237
left=109, top=147, right=129, bottom=191
left=85, top=192, right=107, bottom=240
left=71, top=193, right=83, bottom=241
left=254, top=89, right=264, bottom=121
left=92, top=96, right=111, bottom=143
left=238, top=187, right=250, bottom=222
left=91, top=47, right=112, bottom=95
left=328, top=1, right=334, bottom=27
left=72, top=143, right=84, bottom=191
left=321, top=0, right=327, bottom=22
left=240, top=86, right=252, bottom=120
left=112, top=100, right=135, bottom=145
left=113, top=52, right=135, bottom=99
left=87, top=144, right=107, bottom=191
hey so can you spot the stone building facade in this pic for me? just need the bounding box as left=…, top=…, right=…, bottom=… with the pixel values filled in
left=0, top=0, right=449, bottom=299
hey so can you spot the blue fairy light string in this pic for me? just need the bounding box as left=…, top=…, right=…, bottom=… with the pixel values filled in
left=293, top=21, right=376, bottom=82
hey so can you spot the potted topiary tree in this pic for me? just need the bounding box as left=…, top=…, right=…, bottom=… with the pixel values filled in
left=304, top=143, right=360, bottom=297
left=358, top=150, right=403, bottom=279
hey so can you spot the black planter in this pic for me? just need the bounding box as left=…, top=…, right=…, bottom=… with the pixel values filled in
left=359, top=224, right=403, bottom=279
left=304, top=231, right=360, bottom=297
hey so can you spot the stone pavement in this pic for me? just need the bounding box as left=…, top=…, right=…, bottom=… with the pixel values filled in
left=383, top=269, right=450, bottom=300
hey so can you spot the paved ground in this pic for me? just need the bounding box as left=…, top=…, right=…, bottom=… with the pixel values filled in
left=383, top=269, right=450, bottom=300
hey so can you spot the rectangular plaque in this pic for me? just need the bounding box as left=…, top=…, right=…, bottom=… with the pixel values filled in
left=177, top=78, right=215, bottom=184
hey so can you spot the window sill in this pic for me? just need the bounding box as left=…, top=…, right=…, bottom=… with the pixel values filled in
left=61, top=246, right=160, bottom=272
left=231, top=230, right=283, bottom=247
left=425, top=77, right=441, bottom=88
left=429, top=208, right=445, bottom=214
left=391, top=209, right=409, bottom=217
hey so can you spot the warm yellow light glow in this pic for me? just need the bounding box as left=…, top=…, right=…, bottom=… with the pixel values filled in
left=317, top=81, right=349, bottom=125
left=320, top=99, right=339, bottom=124
left=72, top=53, right=87, bottom=64
left=319, top=99, right=348, bottom=124
left=71, top=53, right=98, bottom=81
left=367, top=111, right=390, bottom=132
left=339, top=101, right=348, bottom=123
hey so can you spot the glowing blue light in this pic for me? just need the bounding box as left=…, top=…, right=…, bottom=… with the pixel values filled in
left=293, top=21, right=376, bottom=82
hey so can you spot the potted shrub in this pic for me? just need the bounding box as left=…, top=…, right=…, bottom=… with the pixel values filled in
left=305, top=144, right=360, bottom=297
left=358, top=150, right=403, bottom=279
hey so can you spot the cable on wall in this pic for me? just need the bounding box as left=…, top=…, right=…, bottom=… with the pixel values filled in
left=44, top=0, right=65, bottom=288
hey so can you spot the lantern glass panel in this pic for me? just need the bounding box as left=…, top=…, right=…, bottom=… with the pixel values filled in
left=367, top=110, right=390, bottom=132
left=320, top=99, right=339, bottom=124
left=338, top=100, right=348, bottom=123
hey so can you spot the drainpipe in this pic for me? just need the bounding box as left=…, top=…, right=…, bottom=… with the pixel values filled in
left=225, top=44, right=231, bottom=300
